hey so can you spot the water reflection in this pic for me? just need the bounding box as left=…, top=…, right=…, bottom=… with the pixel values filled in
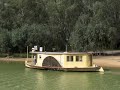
left=24, top=68, right=120, bottom=90
left=25, top=69, right=106, bottom=90
left=0, top=62, right=120, bottom=90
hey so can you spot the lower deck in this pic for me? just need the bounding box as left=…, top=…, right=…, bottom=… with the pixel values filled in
left=25, top=61, right=103, bottom=72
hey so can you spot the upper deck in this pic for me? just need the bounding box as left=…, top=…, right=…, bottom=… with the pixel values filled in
left=30, top=51, right=92, bottom=55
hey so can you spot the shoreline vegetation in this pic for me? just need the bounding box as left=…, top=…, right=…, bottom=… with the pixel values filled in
left=0, top=56, right=120, bottom=68
left=0, top=0, right=120, bottom=53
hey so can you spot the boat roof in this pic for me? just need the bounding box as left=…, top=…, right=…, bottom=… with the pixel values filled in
left=30, top=51, right=91, bottom=55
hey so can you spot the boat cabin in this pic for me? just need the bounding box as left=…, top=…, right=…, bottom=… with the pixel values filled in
left=30, top=52, right=93, bottom=68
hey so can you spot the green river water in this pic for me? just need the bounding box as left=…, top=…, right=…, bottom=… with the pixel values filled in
left=0, top=62, right=120, bottom=90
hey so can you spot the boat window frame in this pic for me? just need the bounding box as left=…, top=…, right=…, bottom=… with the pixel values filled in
left=76, top=56, right=82, bottom=62
left=67, top=56, right=73, bottom=62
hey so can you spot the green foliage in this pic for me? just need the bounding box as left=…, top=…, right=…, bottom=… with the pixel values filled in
left=0, top=0, right=120, bottom=53
left=0, top=29, right=12, bottom=53
left=0, top=53, right=8, bottom=57
left=12, top=53, right=31, bottom=58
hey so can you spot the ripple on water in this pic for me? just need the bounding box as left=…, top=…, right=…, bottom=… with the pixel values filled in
left=0, top=62, right=120, bottom=90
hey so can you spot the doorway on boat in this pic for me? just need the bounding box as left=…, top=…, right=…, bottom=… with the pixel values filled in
left=42, top=56, right=61, bottom=67
left=33, top=55, right=37, bottom=65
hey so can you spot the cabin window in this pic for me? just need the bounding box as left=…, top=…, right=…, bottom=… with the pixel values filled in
left=76, top=56, right=82, bottom=62
left=67, top=56, right=73, bottom=62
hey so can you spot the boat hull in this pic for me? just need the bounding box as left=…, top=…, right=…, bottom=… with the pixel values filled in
left=25, top=61, right=103, bottom=72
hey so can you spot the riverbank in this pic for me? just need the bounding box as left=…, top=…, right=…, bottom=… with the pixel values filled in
left=0, top=58, right=31, bottom=62
left=93, top=56, right=120, bottom=68
left=0, top=56, right=120, bottom=68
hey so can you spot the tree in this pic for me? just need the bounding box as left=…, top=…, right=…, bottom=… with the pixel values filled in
left=0, top=29, right=12, bottom=53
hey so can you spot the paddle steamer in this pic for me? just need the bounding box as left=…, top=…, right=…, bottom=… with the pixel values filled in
left=25, top=47, right=104, bottom=72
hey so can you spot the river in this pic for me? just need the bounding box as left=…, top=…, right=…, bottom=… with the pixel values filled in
left=0, top=62, right=120, bottom=90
